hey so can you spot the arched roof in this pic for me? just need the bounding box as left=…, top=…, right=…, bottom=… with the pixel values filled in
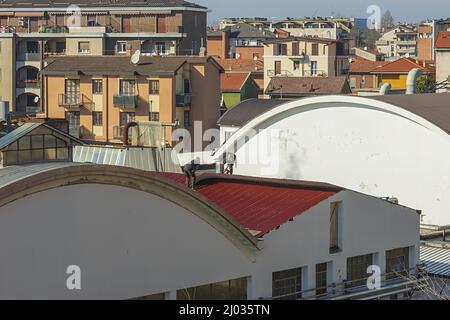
left=214, top=94, right=450, bottom=156
left=0, top=163, right=259, bottom=255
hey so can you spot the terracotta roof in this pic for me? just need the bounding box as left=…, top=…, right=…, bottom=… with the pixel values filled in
left=349, top=58, right=389, bottom=73
left=371, top=58, right=427, bottom=74
left=41, top=56, right=223, bottom=76
left=221, top=72, right=251, bottom=92
left=266, top=76, right=351, bottom=95
left=436, top=31, right=450, bottom=49
left=216, top=58, right=264, bottom=73
left=160, top=173, right=342, bottom=237
left=217, top=98, right=286, bottom=126
left=0, top=0, right=207, bottom=9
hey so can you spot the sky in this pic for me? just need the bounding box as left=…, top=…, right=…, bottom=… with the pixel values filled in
left=195, top=0, right=450, bottom=25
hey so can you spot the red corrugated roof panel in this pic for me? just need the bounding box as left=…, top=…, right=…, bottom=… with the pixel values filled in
left=159, top=173, right=340, bottom=237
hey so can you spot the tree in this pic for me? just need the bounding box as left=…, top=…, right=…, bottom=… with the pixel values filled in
left=349, top=26, right=380, bottom=49
left=416, top=75, right=436, bottom=93
left=381, top=10, right=395, bottom=30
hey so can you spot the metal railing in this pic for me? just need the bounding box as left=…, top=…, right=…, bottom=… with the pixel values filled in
left=271, top=267, right=422, bottom=300
left=113, top=95, right=138, bottom=109
left=17, top=80, right=40, bottom=89
left=59, top=93, right=81, bottom=108
left=176, top=93, right=192, bottom=106
left=267, top=69, right=294, bottom=77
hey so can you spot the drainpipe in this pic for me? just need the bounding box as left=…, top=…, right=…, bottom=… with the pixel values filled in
left=379, top=82, right=392, bottom=95
left=123, top=121, right=138, bottom=146
left=406, top=68, right=422, bottom=94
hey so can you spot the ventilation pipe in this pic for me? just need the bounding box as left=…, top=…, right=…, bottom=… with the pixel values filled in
left=379, top=83, right=391, bottom=95
left=123, top=121, right=138, bottom=146
left=406, top=68, right=422, bottom=95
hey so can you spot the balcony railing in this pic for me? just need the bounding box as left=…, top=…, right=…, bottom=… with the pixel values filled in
left=26, top=106, right=40, bottom=113
left=17, top=79, right=40, bottom=89
left=267, top=69, right=294, bottom=77
left=267, top=69, right=327, bottom=77
left=39, top=26, right=69, bottom=33
left=17, top=52, right=41, bottom=61
left=113, top=95, right=138, bottom=109
left=113, top=126, right=124, bottom=139
left=176, top=93, right=192, bottom=106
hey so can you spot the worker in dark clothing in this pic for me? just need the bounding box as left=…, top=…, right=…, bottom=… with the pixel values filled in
left=184, top=157, right=200, bottom=189
left=222, top=152, right=236, bottom=175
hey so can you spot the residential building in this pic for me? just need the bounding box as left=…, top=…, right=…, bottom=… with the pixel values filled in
left=220, top=72, right=259, bottom=109
left=370, top=57, right=433, bottom=90
left=265, top=76, right=351, bottom=99
left=348, top=58, right=389, bottom=91
left=417, top=20, right=450, bottom=62
left=40, top=55, right=223, bottom=147
left=0, top=163, right=420, bottom=299
left=263, top=37, right=351, bottom=93
left=435, top=31, right=450, bottom=92
left=273, top=17, right=353, bottom=40
left=0, top=0, right=208, bottom=113
left=211, top=93, right=450, bottom=228
left=207, top=23, right=275, bottom=60
left=216, top=58, right=264, bottom=98
left=351, top=47, right=385, bottom=62
left=376, top=25, right=417, bottom=59
left=218, top=17, right=272, bottom=31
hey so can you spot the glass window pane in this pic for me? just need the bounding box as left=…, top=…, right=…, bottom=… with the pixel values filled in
left=31, top=135, right=44, bottom=149
left=44, top=148, right=57, bottom=160
left=5, top=151, right=17, bottom=164
left=31, top=149, right=43, bottom=161
left=57, top=147, right=69, bottom=160
left=18, top=136, right=31, bottom=150
left=56, top=138, right=67, bottom=148
left=44, top=135, right=56, bottom=148
left=18, top=150, right=31, bottom=162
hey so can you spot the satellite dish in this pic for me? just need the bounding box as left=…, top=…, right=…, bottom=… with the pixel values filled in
left=130, top=50, right=141, bottom=65
left=34, top=96, right=39, bottom=103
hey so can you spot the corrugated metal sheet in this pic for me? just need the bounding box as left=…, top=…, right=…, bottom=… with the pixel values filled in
left=73, top=146, right=181, bottom=173
left=420, top=245, right=450, bottom=277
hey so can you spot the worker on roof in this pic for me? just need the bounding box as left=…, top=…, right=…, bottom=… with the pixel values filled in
left=183, top=157, right=200, bottom=189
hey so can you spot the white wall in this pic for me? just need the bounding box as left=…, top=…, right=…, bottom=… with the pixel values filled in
left=215, top=96, right=450, bottom=227
left=0, top=183, right=419, bottom=299
left=436, top=50, right=450, bottom=93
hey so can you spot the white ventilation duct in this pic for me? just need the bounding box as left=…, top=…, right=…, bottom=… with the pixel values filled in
left=406, top=68, right=422, bottom=95
left=379, top=83, right=392, bottom=95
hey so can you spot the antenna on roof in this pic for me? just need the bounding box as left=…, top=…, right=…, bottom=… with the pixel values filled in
left=130, top=50, right=141, bottom=65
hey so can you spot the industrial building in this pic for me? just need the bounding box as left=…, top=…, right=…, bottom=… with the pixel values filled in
left=0, top=163, right=419, bottom=299
left=210, top=93, right=450, bottom=229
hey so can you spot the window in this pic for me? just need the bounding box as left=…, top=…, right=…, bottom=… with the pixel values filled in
left=177, top=278, right=247, bottom=300
left=183, top=110, right=190, bottom=128
left=119, top=79, right=136, bottom=96
left=311, top=43, right=319, bottom=56
left=315, top=263, right=328, bottom=297
left=26, top=41, right=39, bottom=53
left=346, top=254, right=373, bottom=288
left=149, top=80, right=160, bottom=94
left=386, top=247, right=410, bottom=280
left=292, top=42, right=299, bottom=56
left=293, top=60, right=300, bottom=71
left=56, top=41, right=66, bottom=53
left=120, top=112, right=135, bottom=127
left=78, top=41, right=90, bottom=53
left=272, top=267, right=302, bottom=300
left=64, top=79, right=80, bottom=104
left=310, top=61, right=318, bottom=76
left=87, top=15, right=96, bottom=27
left=349, top=77, right=356, bottom=89
left=92, top=111, right=103, bottom=126
left=149, top=112, right=160, bottom=122
left=66, top=111, right=80, bottom=137
left=361, top=75, right=366, bottom=86
left=330, top=202, right=340, bottom=253
left=117, top=41, right=127, bottom=54
left=92, top=79, right=103, bottom=94
left=253, top=53, right=259, bottom=60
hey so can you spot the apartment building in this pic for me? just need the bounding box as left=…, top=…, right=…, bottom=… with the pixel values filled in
left=263, top=37, right=351, bottom=92
left=417, top=20, right=450, bottom=62
left=207, top=23, right=275, bottom=60
left=273, top=17, right=352, bottom=40
left=40, top=55, right=223, bottom=147
left=435, top=31, right=450, bottom=93
left=376, top=25, right=417, bottom=59
left=0, top=0, right=208, bottom=113
left=218, top=17, right=272, bottom=31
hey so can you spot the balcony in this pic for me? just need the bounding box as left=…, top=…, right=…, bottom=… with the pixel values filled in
left=176, top=93, right=192, bottom=107
left=17, top=52, right=41, bottom=61
left=267, top=69, right=294, bottom=77
left=58, top=94, right=93, bottom=111
left=39, top=26, right=69, bottom=33
left=113, top=95, right=138, bottom=109
left=17, top=79, right=40, bottom=89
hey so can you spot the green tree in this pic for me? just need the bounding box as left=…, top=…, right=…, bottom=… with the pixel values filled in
left=416, top=75, right=436, bottom=93
left=381, top=10, right=395, bottom=30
